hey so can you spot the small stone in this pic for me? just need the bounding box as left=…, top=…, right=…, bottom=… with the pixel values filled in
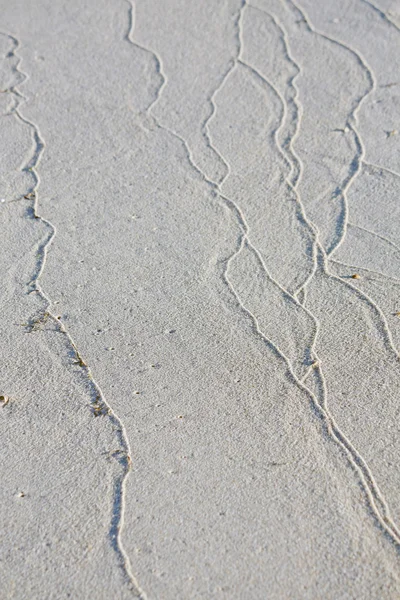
left=0, top=395, right=9, bottom=406
left=351, top=274, right=361, bottom=279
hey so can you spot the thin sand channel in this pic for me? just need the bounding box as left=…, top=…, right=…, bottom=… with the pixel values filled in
left=0, top=1, right=400, bottom=598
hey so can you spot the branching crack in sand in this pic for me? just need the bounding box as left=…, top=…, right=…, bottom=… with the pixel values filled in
left=240, top=0, right=400, bottom=547
left=286, top=0, right=375, bottom=258
left=363, top=160, right=400, bottom=181
left=347, top=221, right=400, bottom=255
left=201, top=0, right=246, bottom=186
left=331, top=258, right=400, bottom=285
left=127, top=0, right=314, bottom=343
left=266, top=0, right=400, bottom=545
left=3, top=31, right=145, bottom=599
left=246, top=5, right=304, bottom=189
left=276, top=2, right=399, bottom=360
left=236, top=56, right=317, bottom=295
left=360, top=0, right=400, bottom=32
left=126, top=0, right=400, bottom=550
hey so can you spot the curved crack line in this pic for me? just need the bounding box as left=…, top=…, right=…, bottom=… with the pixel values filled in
left=247, top=4, right=304, bottom=189
left=200, top=43, right=400, bottom=528
left=235, top=14, right=323, bottom=373
left=237, top=1, right=397, bottom=545
left=347, top=221, right=400, bottom=255
left=126, top=1, right=315, bottom=377
left=280, top=0, right=400, bottom=357
left=317, top=247, right=400, bottom=515
left=244, top=2, right=319, bottom=299
left=323, top=252, right=400, bottom=361
left=223, top=238, right=400, bottom=546
left=246, top=2, right=320, bottom=302
left=360, top=0, right=400, bottom=33
left=329, top=257, right=400, bottom=285
left=126, top=0, right=400, bottom=549
left=201, top=0, right=247, bottom=186
left=285, top=0, right=376, bottom=259
left=240, top=0, right=400, bottom=552
left=295, top=246, right=400, bottom=542
left=238, top=1, right=400, bottom=546
left=226, top=226, right=400, bottom=544
left=4, top=31, right=146, bottom=599
left=128, top=0, right=314, bottom=322
left=280, top=0, right=400, bottom=546
left=282, top=2, right=400, bottom=344
left=237, top=56, right=317, bottom=296
left=295, top=248, right=400, bottom=542
left=126, top=0, right=312, bottom=311
left=127, top=0, right=246, bottom=187
left=125, top=0, right=166, bottom=115
left=302, top=243, right=400, bottom=545
left=268, top=12, right=303, bottom=189
left=363, top=160, right=400, bottom=180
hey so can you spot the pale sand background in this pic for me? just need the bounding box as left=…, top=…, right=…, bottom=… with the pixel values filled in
left=0, top=0, right=400, bottom=598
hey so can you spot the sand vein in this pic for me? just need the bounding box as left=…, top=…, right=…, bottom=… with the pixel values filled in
left=286, top=0, right=376, bottom=257
left=234, top=0, right=400, bottom=546
left=360, top=0, right=400, bottom=33
left=347, top=221, right=400, bottom=255
left=125, top=0, right=400, bottom=557
left=3, top=29, right=145, bottom=600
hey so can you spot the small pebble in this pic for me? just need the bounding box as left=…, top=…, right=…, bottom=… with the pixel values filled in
left=351, top=274, right=361, bottom=279
left=0, top=395, right=9, bottom=406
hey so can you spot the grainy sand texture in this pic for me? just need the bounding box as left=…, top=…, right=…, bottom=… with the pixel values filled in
left=1, top=0, right=400, bottom=598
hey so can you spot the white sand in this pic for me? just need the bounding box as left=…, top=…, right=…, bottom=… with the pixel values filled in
left=0, top=0, right=400, bottom=597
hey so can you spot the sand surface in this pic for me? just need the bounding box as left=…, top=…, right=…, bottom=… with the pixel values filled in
left=1, top=0, right=400, bottom=598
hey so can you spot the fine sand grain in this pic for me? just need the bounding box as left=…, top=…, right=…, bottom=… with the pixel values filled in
left=0, top=1, right=399, bottom=598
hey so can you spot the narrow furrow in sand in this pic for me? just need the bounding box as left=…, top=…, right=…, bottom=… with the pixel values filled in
left=0, top=29, right=145, bottom=599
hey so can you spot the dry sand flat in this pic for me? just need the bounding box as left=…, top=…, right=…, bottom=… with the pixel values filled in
left=0, top=0, right=400, bottom=598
